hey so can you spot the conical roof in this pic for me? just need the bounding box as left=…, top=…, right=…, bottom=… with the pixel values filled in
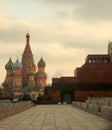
left=24, top=42, right=31, bottom=52
left=13, top=59, right=22, bottom=69
left=22, top=33, right=34, bottom=67
left=5, top=58, right=13, bottom=70
left=24, top=32, right=31, bottom=52
left=38, top=57, right=46, bottom=67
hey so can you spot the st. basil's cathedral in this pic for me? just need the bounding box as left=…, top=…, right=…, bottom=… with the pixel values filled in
left=2, top=33, right=47, bottom=96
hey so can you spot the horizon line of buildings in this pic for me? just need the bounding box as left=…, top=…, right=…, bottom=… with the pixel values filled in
left=1, top=33, right=112, bottom=103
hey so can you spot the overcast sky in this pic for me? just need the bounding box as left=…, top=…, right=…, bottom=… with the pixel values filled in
left=0, top=0, right=112, bottom=84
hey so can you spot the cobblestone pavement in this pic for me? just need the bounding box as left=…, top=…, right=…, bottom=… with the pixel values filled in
left=0, top=105, right=112, bottom=130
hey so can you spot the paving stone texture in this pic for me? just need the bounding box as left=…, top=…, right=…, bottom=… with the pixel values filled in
left=0, top=105, right=112, bottom=130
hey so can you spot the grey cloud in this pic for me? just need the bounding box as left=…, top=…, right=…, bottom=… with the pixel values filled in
left=2, top=0, right=112, bottom=22
left=63, top=40, right=107, bottom=53
left=0, top=29, right=107, bottom=55
left=0, top=30, right=24, bottom=43
left=42, top=0, right=78, bottom=5
left=73, top=0, right=112, bottom=21
left=43, top=0, right=112, bottom=21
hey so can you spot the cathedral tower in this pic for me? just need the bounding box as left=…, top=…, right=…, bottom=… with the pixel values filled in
left=35, top=57, right=47, bottom=94
left=4, top=58, right=13, bottom=87
left=13, top=59, right=22, bottom=92
left=21, top=33, right=35, bottom=86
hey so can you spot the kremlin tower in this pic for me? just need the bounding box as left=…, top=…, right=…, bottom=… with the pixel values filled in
left=3, top=33, right=47, bottom=96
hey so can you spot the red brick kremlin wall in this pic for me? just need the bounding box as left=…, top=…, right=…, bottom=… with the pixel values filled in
left=74, top=90, right=112, bottom=102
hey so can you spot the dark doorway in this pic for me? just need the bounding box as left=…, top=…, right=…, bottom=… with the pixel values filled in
left=61, top=92, right=73, bottom=104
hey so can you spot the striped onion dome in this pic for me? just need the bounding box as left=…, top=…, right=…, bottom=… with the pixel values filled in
left=5, top=58, right=13, bottom=70
left=38, top=57, right=46, bottom=68
left=13, top=59, right=22, bottom=69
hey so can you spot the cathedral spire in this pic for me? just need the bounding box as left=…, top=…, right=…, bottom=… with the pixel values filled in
left=24, top=32, right=31, bottom=52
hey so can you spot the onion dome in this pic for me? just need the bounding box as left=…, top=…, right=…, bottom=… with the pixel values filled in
left=5, top=58, right=13, bottom=70
left=36, top=72, right=47, bottom=78
left=26, top=32, right=30, bottom=38
left=13, top=59, right=22, bottom=69
left=38, top=57, right=46, bottom=67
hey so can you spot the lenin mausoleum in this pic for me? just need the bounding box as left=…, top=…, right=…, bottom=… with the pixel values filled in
left=2, top=33, right=47, bottom=99
left=45, top=42, right=112, bottom=103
